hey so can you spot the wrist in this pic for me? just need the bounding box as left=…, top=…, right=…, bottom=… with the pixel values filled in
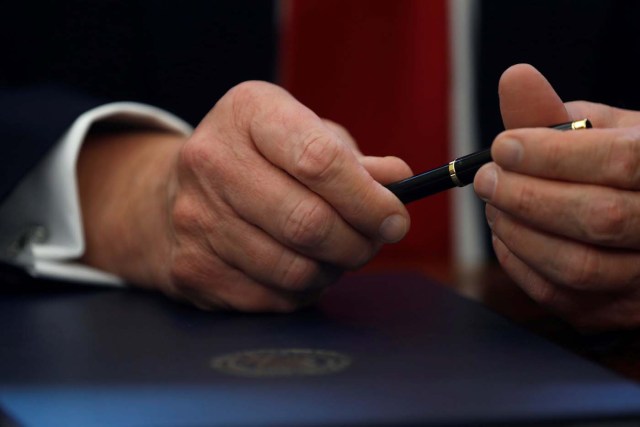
left=78, top=129, right=184, bottom=287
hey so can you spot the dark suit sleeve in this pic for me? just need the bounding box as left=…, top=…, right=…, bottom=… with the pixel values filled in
left=0, top=85, right=104, bottom=204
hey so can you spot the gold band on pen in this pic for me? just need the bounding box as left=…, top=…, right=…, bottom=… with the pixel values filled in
left=571, top=119, right=590, bottom=130
left=448, top=161, right=463, bottom=187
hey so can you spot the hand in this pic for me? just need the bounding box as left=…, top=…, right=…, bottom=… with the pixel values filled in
left=474, top=64, right=640, bottom=331
left=78, top=82, right=412, bottom=312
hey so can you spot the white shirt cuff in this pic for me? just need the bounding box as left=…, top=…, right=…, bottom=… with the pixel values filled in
left=0, top=102, right=193, bottom=286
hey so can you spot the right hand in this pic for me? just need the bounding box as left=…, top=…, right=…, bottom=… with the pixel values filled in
left=474, top=64, right=640, bottom=330
left=79, top=81, right=412, bottom=312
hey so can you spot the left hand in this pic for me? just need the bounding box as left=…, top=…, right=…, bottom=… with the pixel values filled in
left=474, top=63, right=640, bottom=331
left=77, top=82, right=412, bottom=312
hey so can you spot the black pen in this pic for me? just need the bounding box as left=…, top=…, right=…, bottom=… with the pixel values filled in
left=386, top=118, right=592, bottom=204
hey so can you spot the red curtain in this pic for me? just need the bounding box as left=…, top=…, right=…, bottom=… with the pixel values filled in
left=280, top=0, right=451, bottom=269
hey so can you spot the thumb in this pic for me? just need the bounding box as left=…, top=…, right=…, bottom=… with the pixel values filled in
left=499, top=64, right=571, bottom=129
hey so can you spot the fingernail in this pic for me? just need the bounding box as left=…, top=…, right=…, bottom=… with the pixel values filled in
left=474, top=164, right=498, bottom=202
left=485, top=204, right=498, bottom=228
left=379, top=214, right=408, bottom=243
left=494, top=138, right=523, bottom=168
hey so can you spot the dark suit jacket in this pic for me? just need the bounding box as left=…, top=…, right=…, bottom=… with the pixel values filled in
left=0, top=1, right=276, bottom=205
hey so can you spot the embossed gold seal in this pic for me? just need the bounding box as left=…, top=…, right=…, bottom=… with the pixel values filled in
left=211, top=348, right=352, bottom=377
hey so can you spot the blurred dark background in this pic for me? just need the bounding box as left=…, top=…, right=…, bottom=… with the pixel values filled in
left=6, top=0, right=640, bottom=152
left=0, top=1, right=277, bottom=127
left=477, top=0, right=640, bottom=149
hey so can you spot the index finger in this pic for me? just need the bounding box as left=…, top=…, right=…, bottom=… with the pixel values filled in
left=227, top=82, right=410, bottom=243
left=565, top=100, right=640, bottom=129
left=492, top=126, right=640, bottom=190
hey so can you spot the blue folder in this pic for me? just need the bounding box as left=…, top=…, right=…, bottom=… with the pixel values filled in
left=2, top=273, right=640, bottom=426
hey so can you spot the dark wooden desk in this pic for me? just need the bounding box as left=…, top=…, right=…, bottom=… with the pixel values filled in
left=361, top=256, right=640, bottom=384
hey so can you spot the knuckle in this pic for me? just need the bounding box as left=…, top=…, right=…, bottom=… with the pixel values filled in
left=606, top=132, right=640, bottom=188
left=278, top=254, right=318, bottom=291
left=226, top=81, right=270, bottom=108
left=545, top=139, right=566, bottom=176
left=225, top=81, right=282, bottom=131
left=293, top=130, right=342, bottom=183
left=171, top=193, right=207, bottom=235
left=171, top=196, right=198, bottom=234
left=582, top=195, right=628, bottom=245
left=226, top=81, right=260, bottom=110
left=510, top=258, right=558, bottom=306
left=166, top=230, right=228, bottom=308
left=178, top=139, right=215, bottom=176
left=560, top=247, right=600, bottom=289
left=514, top=183, right=539, bottom=216
left=283, top=198, right=333, bottom=249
